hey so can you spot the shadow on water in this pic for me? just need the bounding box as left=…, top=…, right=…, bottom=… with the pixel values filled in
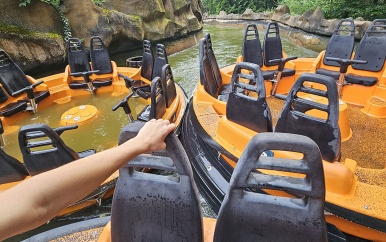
left=8, top=23, right=333, bottom=241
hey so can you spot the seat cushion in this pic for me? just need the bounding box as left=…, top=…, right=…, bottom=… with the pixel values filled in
left=345, top=73, right=378, bottom=86
left=281, top=68, right=296, bottom=77
left=93, top=80, right=113, bottom=87
left=137, top=105, right=151, bottom=122
left=0, top=101, right=27, bottom=117
left=69, top=82, right=89, bottom=89
left=262, top=70, right=275, bottom=80
left=316, top=68, right=340, bottom=80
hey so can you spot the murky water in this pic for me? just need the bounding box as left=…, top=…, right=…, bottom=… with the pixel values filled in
left=118, top=23, right=322, bottom=98
left=7, top=23, right=329, bottom=241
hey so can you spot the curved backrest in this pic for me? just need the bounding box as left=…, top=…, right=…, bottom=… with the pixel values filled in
left=323, top=19, right=355, bottom=67
left=242, top=24, right=264, bottom=66
left=111, top=122, right=203, bottom=242
left=226, top=62, right=272, bottom=133
left=0, top=148, right=29, bottom=184
left=352, top=19, right=386, bottom=71
left=205, top=33, right=222, bottom=87
left=161, top=64, right=177, bottom=108
left=275, top=73, right=341, bottom=162
left=214, top=132, right=327, bottom=242
left=199, top=36, right=219, bottom=96
left=0, top=49, right=33, bottom=96
left=18, top=124, right=79, bottom=176
left=263, top=22, right=283, bottom=67
left=67, top=38, right=91, bottom=73
left=152, top=44, right=169, bottom=80
left=90, top=36, right=112, bottom=74
left=149, top=76, right=166, bottom=119
left=141, top=40, right=154, bottom=80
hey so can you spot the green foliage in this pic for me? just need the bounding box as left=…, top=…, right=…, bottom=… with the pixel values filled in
left=202, top=0, right=277, bottom=15
left=0, top=24, right=62, bottom=39
left=277, top=0, right=386, bottom=21
left=92, top=0, right=106, bottom=6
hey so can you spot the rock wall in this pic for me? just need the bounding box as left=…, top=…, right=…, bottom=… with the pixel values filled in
left=0, top=0, right=203, bottom=73
left=206, top=5, right=371, bottom=40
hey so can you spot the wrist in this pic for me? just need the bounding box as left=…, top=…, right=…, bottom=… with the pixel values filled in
left=127, top=136, right=150, bottom=155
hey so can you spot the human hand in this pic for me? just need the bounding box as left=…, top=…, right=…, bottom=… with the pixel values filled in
left=135, top=119, right=175, bottom=152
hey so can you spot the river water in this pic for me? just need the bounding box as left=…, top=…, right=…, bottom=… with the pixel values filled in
left=8, top=23, right=329, bottom=241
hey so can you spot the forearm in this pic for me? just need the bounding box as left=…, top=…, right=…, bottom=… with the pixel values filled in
left=0, top=137, right=145, bottom=240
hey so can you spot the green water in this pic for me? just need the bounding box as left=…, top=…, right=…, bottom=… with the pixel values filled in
left=2, top=93, right=146, bottom=161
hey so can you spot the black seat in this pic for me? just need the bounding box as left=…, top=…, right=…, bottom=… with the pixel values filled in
left=18, top=124, right=96, bottom=176
left=140, top=40, right=154, bottom=81
left=152, top=43, right=169, bottom=80
left=111, top=122, right=203, bottom=242
left=125, top=40, right=153, bottom=93
left=316, top=19, right=355, bottom=80
left=89, top=36, right=113, bottom=87
left=0, top=49, right=50, bottom=109
left=214, top=132, right=327, bottom=242
left=263, top=22, right=296, bottom=78
left=226, top=62, right=273, bottom=133
left=199, top=33, right=238, bottom=101
left=161, top=64, right=177, bottom=108
left=0, top=148, right=29, bottom=184
left=0, top=86, right=27, bottom=117
left=136, top=77, right=166, bottom=122
left=344, top=19, right=386, bottom=86
left=275, top=73, right=341, bottom=162
left=67, top=38, right=106, bottom=90
left=242, top=24, right=275, bottom=80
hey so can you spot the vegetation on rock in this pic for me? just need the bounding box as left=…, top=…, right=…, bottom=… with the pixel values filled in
left=19, top=0, right=72, bottom=41
left=202, top=0, right=386, bottom=21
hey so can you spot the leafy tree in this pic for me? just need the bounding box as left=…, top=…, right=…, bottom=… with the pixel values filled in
left=202, top=0, right=277, bottom=14
left=277, top=0, right=386, bottom=20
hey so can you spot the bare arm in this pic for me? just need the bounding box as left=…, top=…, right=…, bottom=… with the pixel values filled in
left=0, top=119, right=175, bottom=240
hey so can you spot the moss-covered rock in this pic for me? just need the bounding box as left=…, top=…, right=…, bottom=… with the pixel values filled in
left=0, top=0, right=203, bottom=73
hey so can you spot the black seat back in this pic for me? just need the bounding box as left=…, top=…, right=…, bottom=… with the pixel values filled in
left=150, top=76, right=166, bottom=119
left=18, top=124, right=80, bottom=176
left=205, top=33, right=222, bottom=87
left=351, top=19, right=386, bottom=72
left=90, top=36, right=112, bottom=74
left=323, top=19, right=355, bottom=67
left=161, top=64, right=177, bottom=108
left=141, top=40, right=154, bottom=81
left=67, top=38, right=91, bottom=73
left=242, top=24, right=264, bottom=66
left=152, top=44, right=168, bottom=80
left=0, top=50, right=33, bottom=97
left=263, top=22, right=283, bottom=67
left=214, top=132, right=327, bottom=242
left=226, top=62, right=272, bottom=133
left=275, top=73, right=341, bottom=162
left=0, top=148, right=29, bottom=184
left=199, top=36, right=219, bottom=97
left=111, top=122, right=203, bottom=242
